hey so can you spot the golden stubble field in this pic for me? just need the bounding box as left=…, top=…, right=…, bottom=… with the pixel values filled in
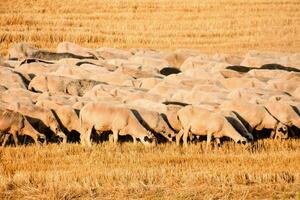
left=0, top=0, right=299, bottom=56
left=0, top=0, right=300, bottom=199
left=0, top=140, right=300, bottom=199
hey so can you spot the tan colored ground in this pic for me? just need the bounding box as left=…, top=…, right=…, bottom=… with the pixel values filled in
left=0, top=1, right=300, bottom=199
left=0, top=140, right=299, bottom=199
left=0, top=0, right=299, bottom=56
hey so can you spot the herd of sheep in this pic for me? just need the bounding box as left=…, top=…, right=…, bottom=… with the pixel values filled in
left=0, top=42, right=299, bottom=149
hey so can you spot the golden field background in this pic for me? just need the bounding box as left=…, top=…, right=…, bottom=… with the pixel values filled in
left=1, top=0, right=300, bottom=199
left=0, top=140, right=299, bottom=199
left=0, top=0, right=299, bottom=56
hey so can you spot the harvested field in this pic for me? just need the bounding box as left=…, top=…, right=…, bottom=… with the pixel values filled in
left=0, top=0, right=300, bottom=199
left=0, top=141, right=300, bottom=199
left=0, top=0, right=300, bottom=56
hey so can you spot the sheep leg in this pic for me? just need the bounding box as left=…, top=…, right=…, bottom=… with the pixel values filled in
left=132, top=136, right=137, bottom=144
left=80, top=133, right=86, bottom=146
left=85, top=128, right=93, bottom=147
left=112, top=129, right=119, bottom=144
left=31, top=134, right=39, bottom=145
left=108, top=134, right=114, bottom=143
left=270, top=130, right=276, bottom=139
left=206, top=133, right=213, bottom=152
left=0, top=133, right=4, bottom=143
left=12, top=131, right=19, bottom=146
left=182, top=129, right=189, bottom=147
left=1, top=134, right=9, bottom=147
left=85, top=128, right=92, bottom=147
left=81, top=128, right=92, bottom=147
left=176, top=129, right=184, bottom=146
left=215, top=138, right=221, bottom=147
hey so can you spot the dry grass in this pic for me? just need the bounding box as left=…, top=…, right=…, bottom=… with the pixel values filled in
left=0, top=1, right=300, bottom=199
left=0, top=140, right=299, bottom=199
left=0, top=0, right=299, bottom=56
